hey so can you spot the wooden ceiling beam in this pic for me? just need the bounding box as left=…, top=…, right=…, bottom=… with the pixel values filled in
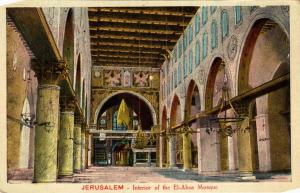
left=91, top=42, right=173, bottom=50
left=92, top=37, right=174, bottom=47
left=91, top=47, right=162, bottom=54
left=95, top=57, right=160, bottom=63
left=88, top=7, right=196, bottom=17
left=91, top=22, right=184, bottom=33
left=92, top=55, right=164, bottom=61
left=92, top=62, right=159, bottom=68
left=90, top=34, right=178, bottom=43
left=90, top=30, right=178, bottom=41
left=88, top=12, right=191, bottom=26
left=90, top=26, right=181, bottom=35
left=91, top=51, right=160, bottom=58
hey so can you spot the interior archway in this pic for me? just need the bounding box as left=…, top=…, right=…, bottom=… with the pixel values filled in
left=161, top=107, right=167, bottom=167
left=170, top=95, right=182, bottom=167
left=185, top=80, right=200, bottom=167
left=238, top=18, right=290, bottom=172
left=63, top=9, right=75, bottom=85
left=75, top=54, right=81, bottom=103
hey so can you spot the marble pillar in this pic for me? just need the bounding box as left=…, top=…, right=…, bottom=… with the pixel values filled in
left=168, top=136, right=176, bottom=168
left=73, top=123, right=82, bottom=173
left=159, top=135, right=163, bottom=168
left=133, top=152, right=136, bottom=166
left=88, top=134, right=92, bottom=167
left=81, top=130, right=86, bottom=171
left=147, top=152, right=151, bottom=167
left=33, top=84, right=60, bottom=183
left=182, top=133, right=192, bottom=171
left=58, top=103, right=75, bottom=177
left=256, top=114, right=272, bottom=172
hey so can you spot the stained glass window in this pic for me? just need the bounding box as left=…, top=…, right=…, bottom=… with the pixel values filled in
left=189, top=50, right=193, bottom=73
left=113, top=110, right=127, bottom=130
left=211, top=21, right=217, bottom=49
left=195, top=14, right=200, bottom=34
left=202, top=7, right=208, bottom=25
left=178, top=39, right=182, bottom=58
left=195, top=41, right=200, bottom=65
left=221, top=10, right=229, bottom=39
left=235, top=6, right=242, bottom=25
left=178, top=63, right=182, bottom=84
left=189, top=25, right=193, bottom=43
left=210, top=6, right=217, bottom=14
left=184, top=55, right=188, bottom=78
left=202, top=32, right=208, bottom=59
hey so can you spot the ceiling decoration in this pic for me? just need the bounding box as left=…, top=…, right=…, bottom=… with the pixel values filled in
left=88, top=7, right=198, bottom=68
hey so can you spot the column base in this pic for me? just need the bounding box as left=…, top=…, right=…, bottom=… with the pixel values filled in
left=57, top=175, right=74, bottom=183
left=238, top=172, right=257, bottom=180
left=198, top=171, right=221, bottom=176
left=74, top=170, right=81, bottom=174
left=33, top=179, right=57, bottom=183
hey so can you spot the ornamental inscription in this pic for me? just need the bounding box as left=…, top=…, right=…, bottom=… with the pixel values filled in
left=227, top=35, right=238, bottom=61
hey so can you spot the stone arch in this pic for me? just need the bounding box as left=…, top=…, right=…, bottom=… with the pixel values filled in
left=160, top=106, right=168, bottom=167
left=19, top=97, right=31, bottom=169
left=75, top=54, right=81, bottom=102
left=62, top=8, right=75, bottom=85
left=94, top=90, right=157, bottom=126
left=237, top=17, right=290, bottom=172
left=185, top=79, right=201, bottom=167
left=236, top=15, right=289, bottom=95
left=170, top=94, right=182, bottom=166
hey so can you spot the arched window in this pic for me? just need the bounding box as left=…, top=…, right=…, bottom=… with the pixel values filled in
left=234, top=6, right=242, bottom=25
left=202, top=32, right=208, bottom=59
left=210, top=6, right=216, bottom=14
left=184, top=55, right=188, bottom=78
left=188, top=25, right=193, bottom=43
left=202, top=7, right=208, bottom=25
left=189, top=50, right=193, bottom=73
left=195, top=14, right=200, bottom=34
left=183, top=33, right=188, bottom=50
left=173, top=47, right=177, bottom=63
left=178, top=39, right=182, bottom=58
left=113, top=110, right=127, bottom=130
left=170, top=73, right=173, bottom=91
left=195, top=41, right=200, bottom=66
left=178, top=63, right=182, bottom=84
left=221, top=10, right=229, bottom=39
left=174, top=69, right=177, bottom=88
left=211, top=21, right=217, bottom=49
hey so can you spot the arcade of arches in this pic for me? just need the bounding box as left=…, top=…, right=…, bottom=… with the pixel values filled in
left=6, top=6, right=290, bottom=183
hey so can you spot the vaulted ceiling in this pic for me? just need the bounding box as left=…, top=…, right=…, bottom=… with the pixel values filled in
left=88, top=7, right=198, bottom=68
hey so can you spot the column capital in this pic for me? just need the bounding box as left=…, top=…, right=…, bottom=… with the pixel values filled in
left=60, top=98, right=76, bottom=112
left=31, top=59, right=68, bottom=85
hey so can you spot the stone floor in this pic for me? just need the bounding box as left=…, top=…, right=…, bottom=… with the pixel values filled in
left=8, top=166, right=291, bottom=183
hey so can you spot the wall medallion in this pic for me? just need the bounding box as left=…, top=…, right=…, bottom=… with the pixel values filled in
left=227, top=35, right=238, bottom=61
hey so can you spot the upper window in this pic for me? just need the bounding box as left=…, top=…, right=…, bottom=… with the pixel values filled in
left=221, top=10, right=229, bottom=39
left=195, top=14, right=200, bottom=34
left=234, top=6, right=242, bottom=25
left=184, top=55, right=188, bottom=78
left=189, top=50, right=193, bottom=73
left=178, top=39, right=182, bottom=59
left=202, top=7, right=208, bottom=25
left=177, top=63, right=182, bottom=84
left=211, top=21, right=217, bottom=49
left=188, top=25, right=193, bottom=43
left=113, top=110, right=127, bottom=130
left=202, top=32, right=208, bottom=59
left=195, top=41, right=200, bottom=66
left=183, top=33, right=188, bottom=50
left=210, top=6, right=217, bottom=14
left=173, top=69, right=177, bottom=88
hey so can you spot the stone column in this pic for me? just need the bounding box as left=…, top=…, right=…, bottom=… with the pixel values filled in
left=182, top=132, right=192, bottom=171
left=159, top=135, right=164, bottom=168
left=33, top=84, right=60, bottom=183
left=88, top=134, right=92, bottom=167
left=147, top=151, right=151, bottom=167
left=73, top=122, right=82, bottom=173
left=133, top=152, right=136, bottom=166
left=58, top=101, right=75, bottom=178
left=168, top=135, right=176, bottom=168
left=81, top=128, right=86, bottom=171
left=256, top=114, right=271, bottom=172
